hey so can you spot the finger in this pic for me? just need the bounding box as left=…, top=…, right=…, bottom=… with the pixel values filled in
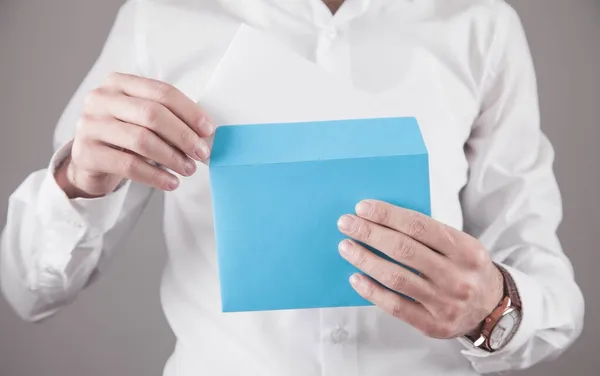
left=87, top=90, right=210, bottom=161
left=103, top=72, right=214, bottom=137
left=354, top=200, right=482, bottom=262
left=338, top=215, right=464, bottom=291
left=77, top=142, right=179, bottom=191
left=337, top=214, right=448, bottom=277
left=349, top=273, right=440, bottom=337
left=81, top=116, right=197, bottom=177
left=338, top=239, right=436, bottom=304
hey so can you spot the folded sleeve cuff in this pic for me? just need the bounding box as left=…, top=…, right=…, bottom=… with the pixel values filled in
left=33, top=140, right=131, bottom=279
left=457, top=263, right=544, bottom=373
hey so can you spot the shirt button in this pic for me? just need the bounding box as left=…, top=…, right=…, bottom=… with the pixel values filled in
left=65, top=220, right=83, bottom=229
left=327, top=27, right=338, bottom=40
left=331, top=328, right=349, bottom=344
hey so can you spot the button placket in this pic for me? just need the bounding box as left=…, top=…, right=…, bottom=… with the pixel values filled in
left=327, top=26, right=338, bottom=40
left=331, top=327, right=349, bottom=344
left=315, top=24, right=352, bottom=80
left=320, top=308, right=359, bottom=376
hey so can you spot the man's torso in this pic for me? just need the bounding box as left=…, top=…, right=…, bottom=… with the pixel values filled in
left=119, top=0, right=511, bottom=374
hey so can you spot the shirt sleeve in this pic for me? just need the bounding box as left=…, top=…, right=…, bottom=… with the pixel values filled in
left=456, top=2, right=585, bottom=373
left=0, top=0, right=155, bottom=322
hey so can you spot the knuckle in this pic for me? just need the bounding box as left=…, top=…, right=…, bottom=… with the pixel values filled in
left=372, top=202, right=389, bottom=222
left=386, top=271, right=408, bottom=292
left=442, top=224, right=459, bottom=248
left=440, top=304, right=461, bottom=323
left=120, top=155, right=138, bottom=175
left=150, top=81, right=175, bottom=103
left=83, top=88, right=105, bottom=109
left=407, top=216, right=427, bottom=237
left=179, top=129, right=195, bottom=149
left=171, top=149, right=188, bottom=173
left=70, top=140, right=87, bottom=165
left=195, top=113, right=207, bottom=129
left=150, top=167, right=164, bottom=186
left=75, top=114, right=94, bottom=133
left=392, top=238, right=416, bottom=261
left=361, top=280, right=375, bottom=300
left=468, top=247, right=488, bottom=270
left=75, top=117, right=86, bottom=133
left=455, top=280, right=476, bottom=301
left=170, top=147, right=181, bottom=166
left=132, top=128, right=151, bottom=152
left=358, top=222, right=373, bottom=241
left=391, top=302, right=404, bottom=319
left=354, top=251, right=369, bottom=270
left=140, top=102, right=162, bottom=126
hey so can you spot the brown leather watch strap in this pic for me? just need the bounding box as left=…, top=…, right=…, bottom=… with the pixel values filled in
left=495, top=263, right=522, bottom=309
left=463, top=263, right=522, bottom=351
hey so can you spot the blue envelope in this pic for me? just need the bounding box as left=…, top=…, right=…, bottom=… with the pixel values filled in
left=208, top=117, right=430, bottom=312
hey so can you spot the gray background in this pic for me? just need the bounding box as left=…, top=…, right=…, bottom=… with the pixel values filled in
left=0, top=0, right=598, bottom=375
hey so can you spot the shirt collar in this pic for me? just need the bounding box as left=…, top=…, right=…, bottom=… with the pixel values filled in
left=216, top=0, right=378, bottom=28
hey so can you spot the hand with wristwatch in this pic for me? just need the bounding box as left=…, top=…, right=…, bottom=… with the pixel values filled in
left=464, top=265, right=523, bottom=352
left=337, top=200, right=523, bottom=345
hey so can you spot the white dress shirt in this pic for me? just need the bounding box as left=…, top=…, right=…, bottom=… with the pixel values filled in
left=0, top=0, right=585, bottom=375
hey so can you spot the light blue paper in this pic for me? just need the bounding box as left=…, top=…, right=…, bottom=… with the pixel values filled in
left=209, top=117, right=430, bottom=312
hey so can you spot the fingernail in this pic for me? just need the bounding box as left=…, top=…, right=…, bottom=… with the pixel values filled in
left=199, top=117, right=215, bottom=135
left=338, top=215, right=356, bottom=232
left=195, top=141, right=210, bottom=160
left=184, top=160, right=196, bottom=176
left=338, top=239, right=354, bottom=257
left=355, top=201, right=373, bottom=218
left=349, top=274, right=362, bottom=288
left=167, top=176, right=179, bottom=190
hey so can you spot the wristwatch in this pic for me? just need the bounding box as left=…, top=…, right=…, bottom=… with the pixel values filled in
left=465, top=264, right=522, bottom=352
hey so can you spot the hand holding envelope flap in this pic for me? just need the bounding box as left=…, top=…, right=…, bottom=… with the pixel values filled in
left=55, top=73, right=216, bottom=199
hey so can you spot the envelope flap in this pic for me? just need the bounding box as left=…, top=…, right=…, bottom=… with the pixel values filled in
left=210, top=117, right=426, bottom=167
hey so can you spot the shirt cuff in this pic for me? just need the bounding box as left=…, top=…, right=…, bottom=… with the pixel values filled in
left=32, top=140, right=131, bottom=288
left=457, top=263, right=544, bottom=373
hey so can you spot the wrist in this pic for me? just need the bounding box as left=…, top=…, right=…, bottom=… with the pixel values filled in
left=488, top=264, right=505, bottom=313
left=54, top=156, right=99, bottom=199
left=464, top=264, right=523, bottom=352
left=464, top=265, right=505, bottom=338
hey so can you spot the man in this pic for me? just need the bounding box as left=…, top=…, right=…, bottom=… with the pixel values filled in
left=0, top=0, right=584, bottom=375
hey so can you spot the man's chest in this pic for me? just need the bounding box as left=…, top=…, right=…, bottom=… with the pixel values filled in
left=141, top=1, right=486, bottom=228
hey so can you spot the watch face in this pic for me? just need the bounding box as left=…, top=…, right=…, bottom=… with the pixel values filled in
left=489, top=309, right=521, bottom=350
